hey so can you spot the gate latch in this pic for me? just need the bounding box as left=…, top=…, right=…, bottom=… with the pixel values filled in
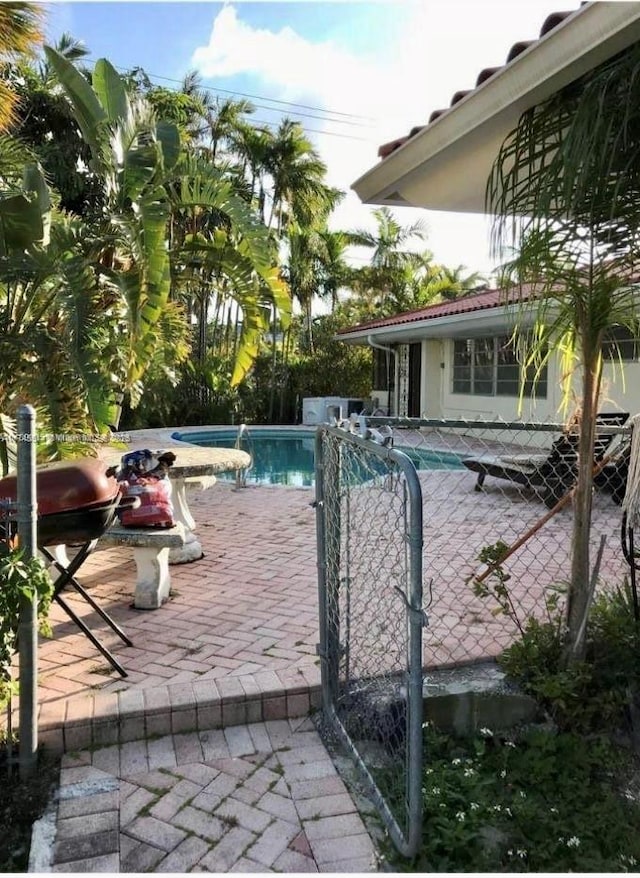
left=393, top=586, right=429, bottom=627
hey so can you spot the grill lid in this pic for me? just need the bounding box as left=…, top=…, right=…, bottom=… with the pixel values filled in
left=0, top=458, right=119, bottom=516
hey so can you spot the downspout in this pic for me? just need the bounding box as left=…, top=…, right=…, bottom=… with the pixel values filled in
left=367, top=334, right=397, bottom=415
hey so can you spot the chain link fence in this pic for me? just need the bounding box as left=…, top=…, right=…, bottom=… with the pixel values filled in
left=361, top=414, right=632, bottom=668
left=315, top=425, right=425, bottom=857
left=314, top=414, right=633, bottom=858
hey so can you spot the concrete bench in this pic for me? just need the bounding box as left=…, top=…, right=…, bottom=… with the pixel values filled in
left=185, top=474, right=217, bottom=492
left=96, top=523, right=186, bottom=610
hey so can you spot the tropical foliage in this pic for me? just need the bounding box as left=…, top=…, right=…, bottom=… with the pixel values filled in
left=1, top=7, right=484, bottom=444
left=0, top=2, right=43, bottom=132
left=488, top=40, right=640, bottom=660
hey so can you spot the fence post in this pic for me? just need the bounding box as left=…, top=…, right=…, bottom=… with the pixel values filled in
left=17, top=405, right=38, bottom=779
left=403, top=456, right=425, bottom=856
left=315, top=427, right=341, bottom=710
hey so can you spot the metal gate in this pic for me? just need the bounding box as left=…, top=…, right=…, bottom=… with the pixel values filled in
left=314, top=425, right=425, bottom=857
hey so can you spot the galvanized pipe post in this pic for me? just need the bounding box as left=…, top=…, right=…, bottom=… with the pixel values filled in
left=315, top=427, right=342, bottom=711
left=17, top=405, right=38, bottom=778
left=402, top=452, right=425, bottom=857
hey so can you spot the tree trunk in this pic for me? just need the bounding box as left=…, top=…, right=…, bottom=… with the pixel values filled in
left=279, top=325, right=291, bottom=422
left=566, top=349, right=601, bottom=662
left=209, top=291, right=222, bottom=354
left=198, top=291, right=208, bottom=366
left=305, top=296, right=314, bottom=354
left=268, top=308, right=278, bottom=423
left=232, top=302, right=242, bottom=360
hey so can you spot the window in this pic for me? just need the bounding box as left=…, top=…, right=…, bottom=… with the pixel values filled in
left=452, top=336, right=547, bottom=398
left=603, top=325, right=639, bottom=362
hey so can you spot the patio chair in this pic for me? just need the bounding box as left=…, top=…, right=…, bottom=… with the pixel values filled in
left=462, top=411, right=629, bottom=507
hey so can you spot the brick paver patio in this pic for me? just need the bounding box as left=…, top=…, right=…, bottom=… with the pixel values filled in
left=34, top=463, right=626, bottom=751
left=36, top=481, right=321, bottom=752
left=51, top=716, right=377, bottom=873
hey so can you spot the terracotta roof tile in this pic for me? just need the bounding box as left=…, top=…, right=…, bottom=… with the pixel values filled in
left=337, top=285, right=537, bottom=335
left=377, top=6, right=580, bottom=161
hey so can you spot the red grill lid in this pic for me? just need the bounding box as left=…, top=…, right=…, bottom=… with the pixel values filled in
left=0, top=459, right=119, bottom=516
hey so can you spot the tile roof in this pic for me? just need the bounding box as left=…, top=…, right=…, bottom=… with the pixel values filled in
left=377, top=6, right=583, bottom=161
left=337, top=285, right=537, bottom=335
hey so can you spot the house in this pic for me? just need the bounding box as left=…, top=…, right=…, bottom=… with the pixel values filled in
left=343, top=2, right=640, bottom=421
left=337, top=285, right=640, bottom=421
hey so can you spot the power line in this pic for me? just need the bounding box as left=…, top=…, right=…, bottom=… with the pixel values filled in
left=252, top=118, right=369, bottom=143
left=85, top=56, right=377, bottom=126
left=83, top=59, right=375, bottom=143
left=142, top=68, right=375, bottom=124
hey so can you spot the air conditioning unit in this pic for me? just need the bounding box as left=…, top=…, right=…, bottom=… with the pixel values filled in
left=302, top=397, right=344, bottom=426
left=342, top=398, right=365, bottom=417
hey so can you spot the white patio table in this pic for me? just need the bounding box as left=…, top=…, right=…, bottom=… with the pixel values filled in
left=103, top=443, right=251, bottom=563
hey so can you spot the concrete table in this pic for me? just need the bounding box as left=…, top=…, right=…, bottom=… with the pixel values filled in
left=104, top=443, right=251, bottom=564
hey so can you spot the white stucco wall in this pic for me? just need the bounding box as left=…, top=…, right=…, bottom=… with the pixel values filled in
left=421, top=338, right=638, bottom=424
left=601, top=360, right=640, bottom=417
left=370, top=337, right=640, bottom=431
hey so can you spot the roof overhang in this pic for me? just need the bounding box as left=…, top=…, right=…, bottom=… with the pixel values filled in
left=352, top=2, right=640, bottom=213
left=339, top=303, right=535, bottom=345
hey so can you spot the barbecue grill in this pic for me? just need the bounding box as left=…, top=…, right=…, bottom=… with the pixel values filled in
left=0, top=458, right=136, bottom=676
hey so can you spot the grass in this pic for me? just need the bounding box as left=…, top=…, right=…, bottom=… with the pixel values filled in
left=0, top=742, right=59, bottom=872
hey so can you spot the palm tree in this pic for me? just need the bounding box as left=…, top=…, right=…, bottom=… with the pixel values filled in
left=317, top=229, right=352, bottom=313
left=6, top=34, right=101, bottom=217
left=488, top=40, right=640, bottom=660
left=169, top=154, right=289, bottom=386
left=352, top=207, right=428, bottom=269
left=265, top=118, right=335, bottom=233
left=38, top=31, right=88, bottom=80
left=0, top=2, right=43, bottom=132
left=231, top=122, right=273, bottom=220
left=351, top=207, right=429, bottom=308
left=285, top=225, right=323, bottom=351
left=208, top=96, right=255, bottom=164
left=433, top=264, right=486, bottom=300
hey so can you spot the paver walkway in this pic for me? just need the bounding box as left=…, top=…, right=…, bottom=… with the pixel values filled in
left=52, top=716, right=377, bottom=873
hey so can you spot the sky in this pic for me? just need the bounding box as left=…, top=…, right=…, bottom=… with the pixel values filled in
left=45, top=0, right=579, bottom=282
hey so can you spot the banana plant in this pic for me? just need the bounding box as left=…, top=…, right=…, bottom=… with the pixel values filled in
left=0, top=135, right=50, bottom=255
left=169, top=156, right=290, bottom=386
left=43, top=48, right=182, bottom=402
left=0, top=213, right=132, bottom=454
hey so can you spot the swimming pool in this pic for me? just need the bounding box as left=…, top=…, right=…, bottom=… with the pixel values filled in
left=172, top=428, right=464, bottom=487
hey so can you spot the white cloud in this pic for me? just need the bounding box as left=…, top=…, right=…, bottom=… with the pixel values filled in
left=191, top=0, right=574, bottom=278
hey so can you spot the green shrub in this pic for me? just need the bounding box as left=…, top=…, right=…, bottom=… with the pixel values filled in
left=498, top=580, right=640, bottom=733
left=386, top=724, right=640, bottom=873
left=0, top=543, right=53, bottom=708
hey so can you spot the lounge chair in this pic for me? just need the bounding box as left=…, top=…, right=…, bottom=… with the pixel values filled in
left=462, top=412, right=629, bottom=507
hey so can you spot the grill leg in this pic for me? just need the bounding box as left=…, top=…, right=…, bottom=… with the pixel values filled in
left=40, top=542, right=133, bottom=673
left=43, top=543, right=133, bottom=644
left=54, top=593, right=127, bottom=677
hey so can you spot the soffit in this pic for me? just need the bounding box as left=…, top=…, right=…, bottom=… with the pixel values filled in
left=352, top=2, right=640, bottom=213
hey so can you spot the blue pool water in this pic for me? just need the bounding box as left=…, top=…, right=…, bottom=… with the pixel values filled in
left=173, top=428, right=464, bottom=488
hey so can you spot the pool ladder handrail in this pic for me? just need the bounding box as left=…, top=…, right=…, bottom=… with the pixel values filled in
left=235, top=423, right=253, bottom=488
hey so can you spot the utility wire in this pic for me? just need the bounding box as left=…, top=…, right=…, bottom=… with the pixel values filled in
left=85, top=55, right=377, bottom=126
left=252, top=118, right=369, bottom=143
left=83, top=59, right=375, bottom=143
